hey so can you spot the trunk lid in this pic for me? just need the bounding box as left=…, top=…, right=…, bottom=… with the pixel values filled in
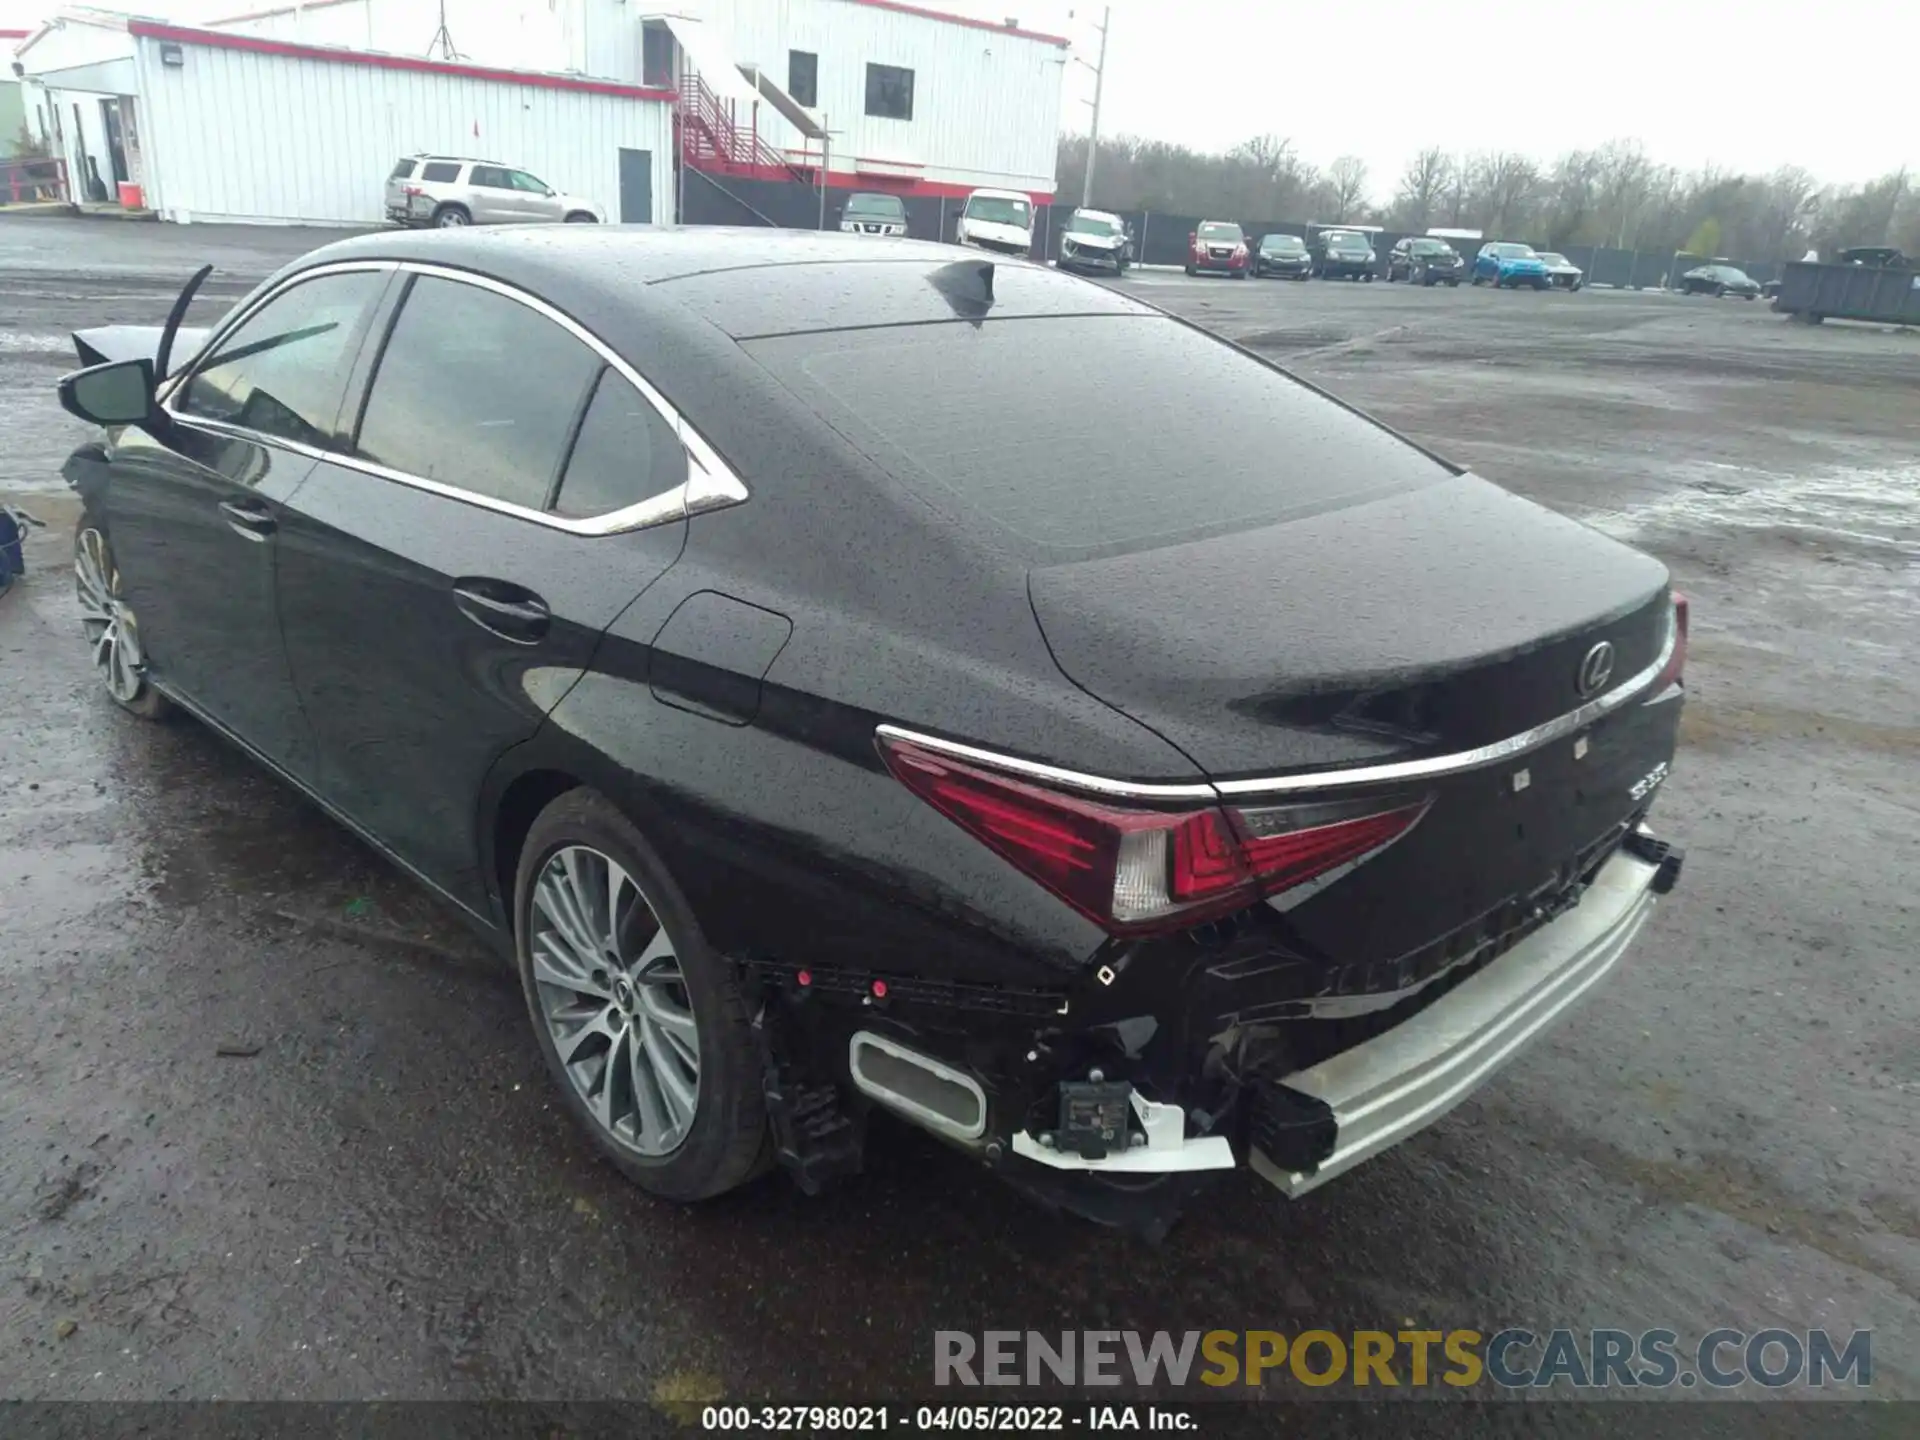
left=1029, top=476, right=1680, bottom=975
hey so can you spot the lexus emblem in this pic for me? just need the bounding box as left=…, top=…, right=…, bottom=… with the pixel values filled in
left=1577, top=641, right=1616, bottom=697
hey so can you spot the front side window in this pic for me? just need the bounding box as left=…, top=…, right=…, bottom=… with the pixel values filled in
left=354, top=277, right=601, bottom=511
left=789, top=49, right=818, bottom=108
left=178, top=270, right=385, bottom=450
left=510, top=170, right=550, bottom=194
left=865, top=62, right=914, bottom=120
left=552, top=369, right=687, bottom=519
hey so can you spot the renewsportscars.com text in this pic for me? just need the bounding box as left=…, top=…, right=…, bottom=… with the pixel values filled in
left=934, top=1328, right=1871, bottom=1391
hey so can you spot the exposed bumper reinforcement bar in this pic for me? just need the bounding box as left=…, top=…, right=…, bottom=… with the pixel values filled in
left=1252, top=845, right=1663, bottom=1198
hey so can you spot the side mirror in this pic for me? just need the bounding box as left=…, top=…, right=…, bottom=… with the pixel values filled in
left=59, top=358, right=159, bottom=427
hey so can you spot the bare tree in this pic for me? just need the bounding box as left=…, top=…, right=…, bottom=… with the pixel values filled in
left=1326, top=156, right=1370, bottom=222
left=1392, top=147, right=1452, bottom=232
left=1470, top=152, right=1541, bottom=236
left=1544, top=149, right=1603, bottom=246
left=1593, top=139, right=1656, bottom=247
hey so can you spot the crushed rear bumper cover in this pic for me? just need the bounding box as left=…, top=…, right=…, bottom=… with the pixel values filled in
left=1251, top=845, right=1662, bottom=1197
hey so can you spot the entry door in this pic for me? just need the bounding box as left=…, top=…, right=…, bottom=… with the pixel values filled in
left=619, top=149, right=653, bottom=224
left=99, top=99, right=128, bottom=186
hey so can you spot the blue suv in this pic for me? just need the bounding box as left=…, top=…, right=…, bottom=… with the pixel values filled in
left=1473, top=242, right=1551, bottom=290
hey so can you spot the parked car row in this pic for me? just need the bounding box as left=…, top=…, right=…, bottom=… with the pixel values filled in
left=1180, top=226, right=1592, bottom=294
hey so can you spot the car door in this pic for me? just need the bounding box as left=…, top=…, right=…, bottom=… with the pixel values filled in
left=273, top=268, right=691, bottom=913
left=466, top=164, right=522, bottom=224
left=106, top=265, right=393, bottom=780
left=510, top=169, right=566, bottom=222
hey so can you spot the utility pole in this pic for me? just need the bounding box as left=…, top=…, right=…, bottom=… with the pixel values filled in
left=1075, top=6, right=1110, bottom=211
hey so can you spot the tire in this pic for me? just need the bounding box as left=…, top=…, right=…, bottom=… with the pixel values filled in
left=1447, top=279, right=1460, bottom=287
left=432, top=204, right=471, bottom=229
left=1184, top=264, right=1197, bottom=277
left=563, top=211, right=599, bottom=224
left=1743, top=294, right=1756, bottom=301
left=74, top=526, right=169, bottom=720
left=1533, top=279, right=1548, bottom=291
left=1233, top=269, right=1247, bottom=280
left=1471, top=273, right=1483, bottom=286
left=514, top=788, right=769, bottom=1202
left=1363, top=271, right=1374, bottom=282
left=1714, top=284, right=1727, bottom=298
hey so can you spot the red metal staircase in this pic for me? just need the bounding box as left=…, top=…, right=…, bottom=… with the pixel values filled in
left=676, top=69, right=815, bottom=185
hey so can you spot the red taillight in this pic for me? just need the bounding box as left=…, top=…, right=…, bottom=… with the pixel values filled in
left=879, top=738, right=1428, bottom=935
left=1652, top=591, right=1688, bottom=692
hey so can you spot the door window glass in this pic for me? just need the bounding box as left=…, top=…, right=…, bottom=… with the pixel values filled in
left=419, top=161, right=460, bottom=183
left=471, top=165, right=512, bottom=189
left=552, top=369, right=687, bottom=518
left=177, top=270, right=385, bottom=449
left=354, top=276, right=600, bottom=511
left=510, top=170, right=550, bottom=194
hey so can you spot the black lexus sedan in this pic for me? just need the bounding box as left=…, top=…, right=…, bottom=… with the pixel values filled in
left=57, top=228, right=1687, bottom=1232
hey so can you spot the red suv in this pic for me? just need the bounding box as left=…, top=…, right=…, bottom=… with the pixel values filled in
left=1186, top=220, right=1250, bottom=279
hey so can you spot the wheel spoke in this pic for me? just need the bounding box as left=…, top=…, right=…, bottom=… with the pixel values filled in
left=628, top=1027, right=676, bottom=1143
left=557, top=1008, right=617, bottom=1067
left=535, top=867, right=603, bottom=973
left=531, top=933, right=610, bottom=1000
left=641, top=1017, right=698, bottom=1134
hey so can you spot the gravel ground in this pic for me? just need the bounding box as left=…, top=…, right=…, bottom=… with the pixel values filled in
left=1, top=218, right=1914, bottom=1422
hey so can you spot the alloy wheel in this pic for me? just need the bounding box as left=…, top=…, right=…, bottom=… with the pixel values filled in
left=75, top=529, right=144, bottom=705
left=529, top=844, right=701, bottom=1157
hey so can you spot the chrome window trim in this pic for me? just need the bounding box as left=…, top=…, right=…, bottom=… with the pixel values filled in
left=159, top=258, right=749, bottom=537
left=877, top=609, right=1678, bottom=802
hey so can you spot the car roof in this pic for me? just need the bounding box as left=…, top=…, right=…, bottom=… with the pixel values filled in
left=292, top=226, right=1155, bottom=339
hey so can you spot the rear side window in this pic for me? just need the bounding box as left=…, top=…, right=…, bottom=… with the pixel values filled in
left=745, top=316, right=1446, bottom=560
left=178, top=270, right=385, bottom=449
left=390, top=158, right=416, bottom=180
left=470, top=165, right=512, bottom=189
left=419, top=161, right=460, bottom=183
left=552, top=370, right=687, bottom=518
left=353, top=276, right=600, bottom=511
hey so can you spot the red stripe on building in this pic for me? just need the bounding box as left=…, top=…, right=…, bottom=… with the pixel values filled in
left=713, top=159, right=1050, bottom=204
left=839, top=0, right=1071, bottom=47
left=126, top=20, right=679, bottom=104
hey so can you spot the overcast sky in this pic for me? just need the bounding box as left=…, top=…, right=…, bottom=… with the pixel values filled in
left=960, top=0, right=1918, bottom=198
left=9, top=0, right=1915, bottom=199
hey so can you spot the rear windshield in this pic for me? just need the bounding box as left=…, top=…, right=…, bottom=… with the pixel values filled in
left=420, top=161, right=461, bottom=183
left=744, top=317, right=1444, bottom=561
left=846, top=193, right=906, bottom=219
left=390, top=159, right=416, bottom=179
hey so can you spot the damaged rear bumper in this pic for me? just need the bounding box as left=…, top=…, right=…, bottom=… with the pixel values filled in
left=1252, top=843, right=1663, bottom=1196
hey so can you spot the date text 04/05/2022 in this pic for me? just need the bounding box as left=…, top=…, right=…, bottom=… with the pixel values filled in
left=700, top=1405, right=1197, bottom=1431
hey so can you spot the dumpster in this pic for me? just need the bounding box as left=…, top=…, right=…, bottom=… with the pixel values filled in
left=1772, top=259, right=1920, bottom=326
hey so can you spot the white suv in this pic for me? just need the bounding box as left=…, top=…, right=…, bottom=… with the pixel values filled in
left=386, top=155, right=605, bottom=229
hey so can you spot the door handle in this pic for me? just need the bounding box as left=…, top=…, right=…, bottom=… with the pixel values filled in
left=452, top=578, right=551, bottom=644
left=218, top=498, right=276, bottom=542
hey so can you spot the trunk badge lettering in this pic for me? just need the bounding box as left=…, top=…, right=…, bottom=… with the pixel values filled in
left=1578, top=641, right=1617, bottom=696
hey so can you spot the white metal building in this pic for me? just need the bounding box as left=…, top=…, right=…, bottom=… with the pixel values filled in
left=212, top=0, right=1072, bottom=202
left=13, top=10, right=676, bottom=226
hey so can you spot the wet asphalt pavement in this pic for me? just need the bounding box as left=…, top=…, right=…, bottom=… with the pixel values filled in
left=1, top=217, right=1915, bottom=1417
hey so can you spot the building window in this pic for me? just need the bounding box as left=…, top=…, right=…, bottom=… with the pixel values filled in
left=865, top=63, right=914, bottom=121
left=788, top=49, right=818, bottom=108
left=642, top=21, right=674, bottom=88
